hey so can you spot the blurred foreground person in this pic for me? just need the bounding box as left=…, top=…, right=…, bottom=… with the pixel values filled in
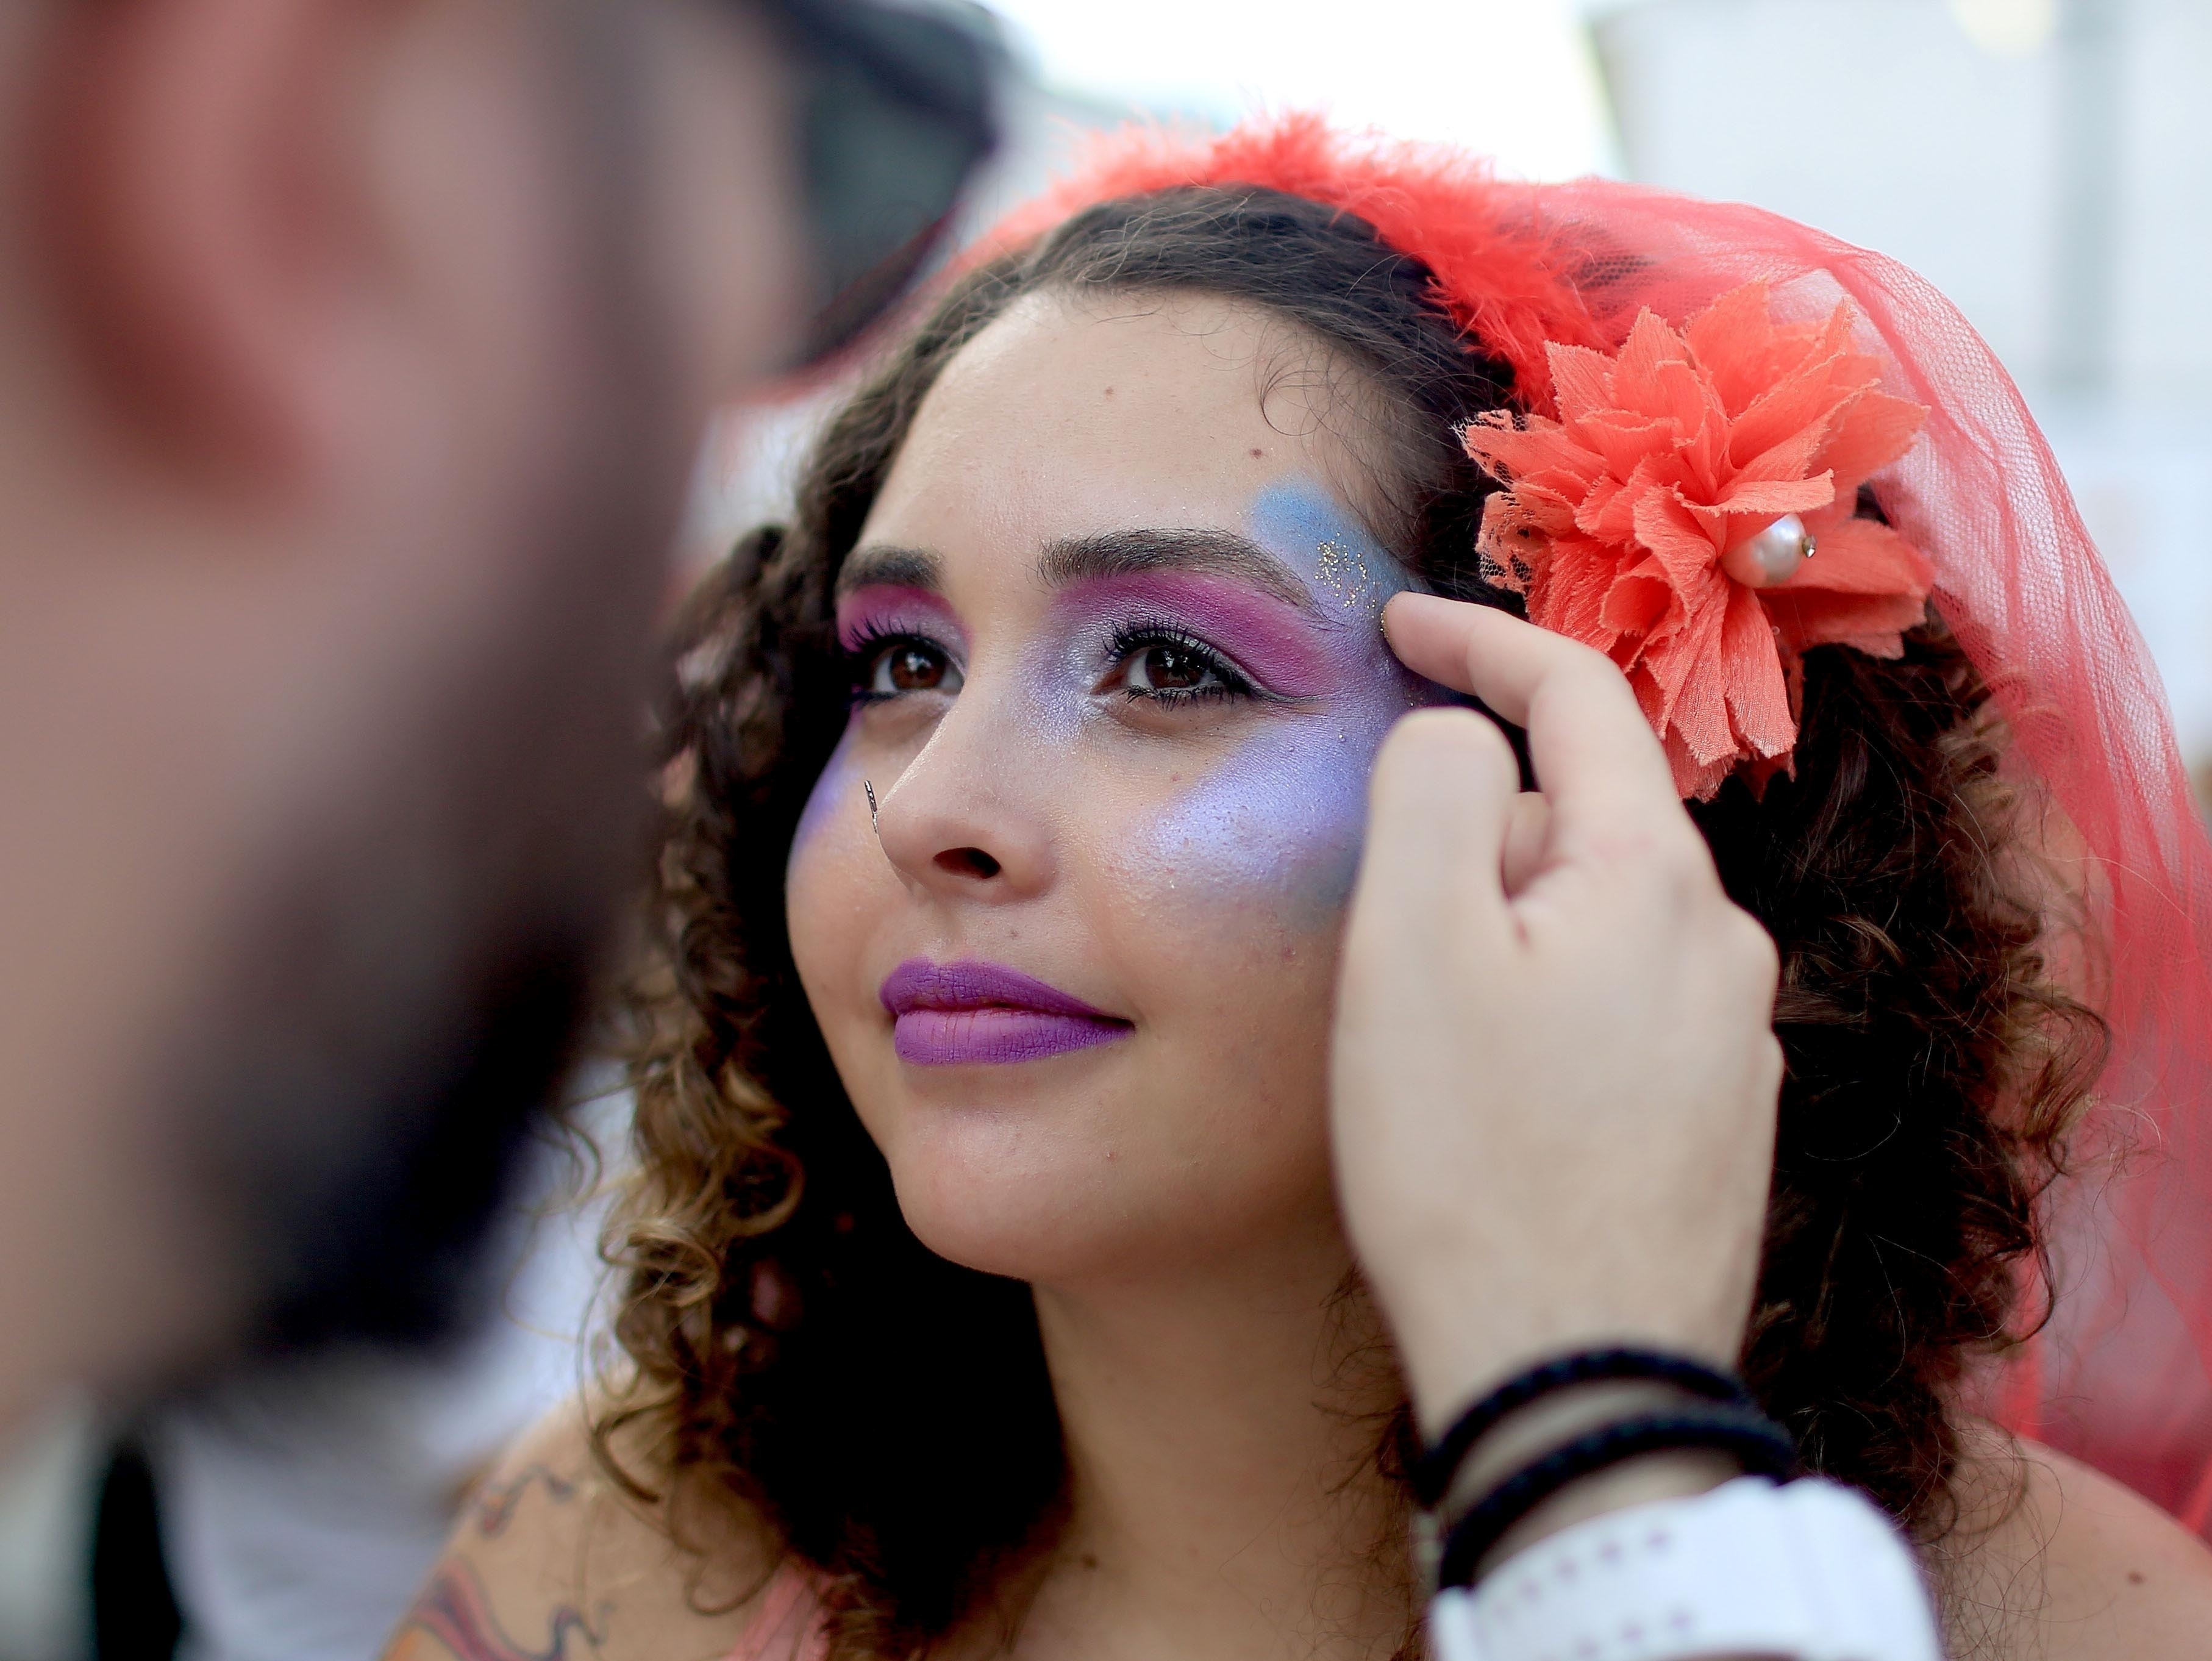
left=0, top=0, right=991, bottom=1420
left=0, top=2, right=990, bottom=1651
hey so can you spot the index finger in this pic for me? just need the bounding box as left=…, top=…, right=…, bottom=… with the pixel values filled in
left=1382, top=592, right=1682, bottom=829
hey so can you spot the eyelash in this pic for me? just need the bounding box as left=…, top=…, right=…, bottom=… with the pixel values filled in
left=1104, top=620, right=1257, bottom=705
left=840, top=620, right=1263, bottom=709
left=843, top=623, right=954, bottom=705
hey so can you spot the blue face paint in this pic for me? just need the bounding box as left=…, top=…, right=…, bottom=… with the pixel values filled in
left=794, top=476, right=1461, bottom=936
left=1108, top=477, right=1457, bottom=929
left=1247, top=477, right=1408, bottom=629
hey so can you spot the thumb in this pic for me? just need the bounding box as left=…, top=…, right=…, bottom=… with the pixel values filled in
left=1346, top=709, right=1521, bottom=965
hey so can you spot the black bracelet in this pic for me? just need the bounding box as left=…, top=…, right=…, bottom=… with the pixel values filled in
left=1411, top=1348, right=1753, bottom=1509
left=1430, top=1402, right=1799, bottom=1591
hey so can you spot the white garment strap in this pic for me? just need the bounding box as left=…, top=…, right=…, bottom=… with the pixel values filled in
left=1427, top=1476, right=1941, bottom=1661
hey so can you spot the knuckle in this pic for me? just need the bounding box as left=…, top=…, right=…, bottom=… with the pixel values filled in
left=1729, top=908, right=1782, bottom=976
left=1650, top=826, right=1722, bottom=895
left=1711, top=909, right=1781, bottom=1002
left=1536, top=627, right=1624, bottom=679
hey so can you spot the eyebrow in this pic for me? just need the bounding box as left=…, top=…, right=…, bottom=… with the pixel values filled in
left=836, top=545, right=943, bottom=598
left=1038, top=529, right=1321, bottom=615
left=838, top=528, right=1327, bottom=616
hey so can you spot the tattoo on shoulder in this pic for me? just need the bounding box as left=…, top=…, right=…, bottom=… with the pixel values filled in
left=472, top=1462, right=581, bottom=1538
left=388, top=1562, right=607, bottom=1661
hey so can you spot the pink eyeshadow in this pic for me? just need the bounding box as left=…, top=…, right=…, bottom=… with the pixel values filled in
left=835, top=584, right=965, bottom=652
left=1058, top=573, right=1345, bottom=698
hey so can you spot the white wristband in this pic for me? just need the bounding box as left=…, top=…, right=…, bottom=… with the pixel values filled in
left=1425, top=1476, right=1941, bottom=1661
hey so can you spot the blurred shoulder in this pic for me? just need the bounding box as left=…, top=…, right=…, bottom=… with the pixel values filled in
left=380, top=1392, right=780, bottom=1661
left=1943, top=1426, right=2212, bottom=1660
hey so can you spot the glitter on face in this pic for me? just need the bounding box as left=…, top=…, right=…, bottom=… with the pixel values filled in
left=1249, top=479, right=1395, bottom=623
left=1096, top=477, right=1453, bottom=926
left=1312, top=539, right=1374, bottom=610
left=795, top=475, right=1457, bottom=936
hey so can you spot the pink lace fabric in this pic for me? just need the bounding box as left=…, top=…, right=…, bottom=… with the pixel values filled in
left=967, top=116, right=2212, bottom=1532
left=723, top=1566, right=828, bottom=1661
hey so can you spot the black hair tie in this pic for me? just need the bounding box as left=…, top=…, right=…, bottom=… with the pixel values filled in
left=1412, top=1347, right=1754, bottom=1509
left=1430, top=1402, right=1800, bottom=1591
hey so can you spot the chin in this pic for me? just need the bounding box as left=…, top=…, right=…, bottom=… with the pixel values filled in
left=894, top=1175, right=1140, bottom=1285
left=863, top=1068, right=1336, bottom=1287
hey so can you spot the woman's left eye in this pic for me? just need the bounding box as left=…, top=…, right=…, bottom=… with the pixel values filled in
left=1107, top=630, right=1252, bottom=704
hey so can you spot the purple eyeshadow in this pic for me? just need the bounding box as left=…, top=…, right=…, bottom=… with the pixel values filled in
left=1052, top=573, right=1346, bottom=698
left=835, top=584, right=964, bottom=653
left=802, top=479, right=1460, bottom=941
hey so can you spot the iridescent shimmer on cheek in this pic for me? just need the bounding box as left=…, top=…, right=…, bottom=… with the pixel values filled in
left=1131, top=717, right=1383, bottom=926
left=835, top=584, right=964, bottom=652
left=1053, top=573, right=1346, bottom=698
left=1111, top=478, right=1463, bottom=928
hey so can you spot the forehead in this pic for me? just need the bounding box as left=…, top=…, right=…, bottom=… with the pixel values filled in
left=860, top=290, right=1382, bottom=557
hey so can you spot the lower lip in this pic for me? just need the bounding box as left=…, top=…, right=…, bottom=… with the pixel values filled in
left=892, top=1008, right=1131, bottom=1066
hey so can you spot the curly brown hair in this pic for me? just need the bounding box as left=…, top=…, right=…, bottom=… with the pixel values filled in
left=595, top=187, right=2105, bottom=1656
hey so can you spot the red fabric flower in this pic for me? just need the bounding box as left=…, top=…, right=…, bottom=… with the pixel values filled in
left=1462, top=282, right=1935, bottom=799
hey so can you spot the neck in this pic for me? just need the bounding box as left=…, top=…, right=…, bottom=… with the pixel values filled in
left=1010, top=1220, right=1415, bottom=1661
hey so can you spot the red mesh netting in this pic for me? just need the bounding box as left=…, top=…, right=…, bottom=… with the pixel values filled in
left=968, top=113, right=2212, bottom=1529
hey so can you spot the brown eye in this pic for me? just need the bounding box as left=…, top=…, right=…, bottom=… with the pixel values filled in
left=1135, top=645, right=1208, bottom=690
left=866, top=640, right=962, bottom=697
left=1121, top=638, right=1241, bottom=699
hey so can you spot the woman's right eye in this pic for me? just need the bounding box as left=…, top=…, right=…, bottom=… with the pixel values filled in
left=857, top=637, right=963, bottom=700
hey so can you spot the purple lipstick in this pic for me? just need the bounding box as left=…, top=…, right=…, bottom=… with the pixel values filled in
left=879, top=959, right=1132, bottom=1066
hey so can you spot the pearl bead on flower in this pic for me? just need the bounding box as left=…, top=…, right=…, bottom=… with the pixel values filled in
left=1722, top=514, right=1817, bottom=588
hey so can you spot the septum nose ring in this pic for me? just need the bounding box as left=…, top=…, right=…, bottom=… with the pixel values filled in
left=864, top=779, right=879, bottom=835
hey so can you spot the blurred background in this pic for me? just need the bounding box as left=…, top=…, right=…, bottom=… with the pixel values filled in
left=9, top=2, right=2202, bottom=1659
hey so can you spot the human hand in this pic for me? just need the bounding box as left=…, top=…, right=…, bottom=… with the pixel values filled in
left=1331, top=594, right=1783, bottom=1432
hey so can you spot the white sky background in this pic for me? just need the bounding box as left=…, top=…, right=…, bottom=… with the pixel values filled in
left=976, top=0, right=1622, bottom=181
left=691, top=0, right=1620, bottom=559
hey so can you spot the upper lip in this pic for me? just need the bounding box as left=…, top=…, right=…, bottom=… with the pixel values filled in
left=879, top=959, right=1122, bottom=1022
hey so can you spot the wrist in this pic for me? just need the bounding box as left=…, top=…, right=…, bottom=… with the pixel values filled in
left=1433, top=1382, right=1743, bottom=1579
left=1389, top=1301, right=1743, bottom=1439
left=1480, top=1449, right=1743, bottom=1570
left=1410, top=1350, right=1796, bottom=1597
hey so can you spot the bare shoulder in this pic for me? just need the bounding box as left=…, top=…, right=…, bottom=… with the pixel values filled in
left=1939, top=1424, right=2212, bottom=1660
left=379, top=1393, right=781, bottom=1661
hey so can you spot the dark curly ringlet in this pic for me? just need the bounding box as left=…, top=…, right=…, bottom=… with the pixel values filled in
left=596, top=187, right=2105, bottom=1656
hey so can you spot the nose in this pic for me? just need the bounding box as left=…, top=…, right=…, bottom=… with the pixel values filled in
left=872, top=690, right=1057, bottom=903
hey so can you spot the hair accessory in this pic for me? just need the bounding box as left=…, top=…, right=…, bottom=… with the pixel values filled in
left=971, top=111, right=2212, bottom=1537
left=1462, top=284, right=1934, bottom=800
left=1412, top=1348, right=1752, bottom=1510
left=864, top=779, right=879, bottom=834
left=1728, top=512, right=1818, bottom=588
left=1429, top=1404, right=1799, bottom=1591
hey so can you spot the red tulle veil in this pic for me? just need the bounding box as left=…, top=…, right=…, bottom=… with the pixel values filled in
left=966, top=112, right=2212, bottom=1529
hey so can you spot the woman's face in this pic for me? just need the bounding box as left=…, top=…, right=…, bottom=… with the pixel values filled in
left=785, top=291, right=1446, bottom=1285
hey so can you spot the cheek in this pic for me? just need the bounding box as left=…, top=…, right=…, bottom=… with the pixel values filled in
left=1131, top=720, right=1376, bottom=929
left=785, top=727, right=880, bottom=1013
left=1113, top=675, right=1441, bottom=937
